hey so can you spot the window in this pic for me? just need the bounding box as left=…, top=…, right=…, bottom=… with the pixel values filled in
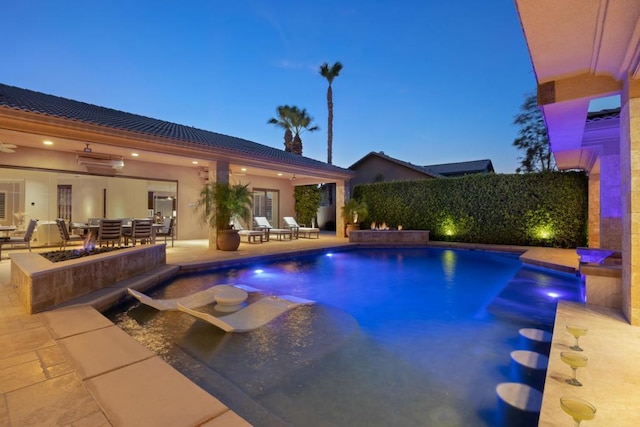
left=252, top=189, right=279, bottom=227
left=0, top=192, right=5, bottom=220
left=57, top=185, right=72, bottom=221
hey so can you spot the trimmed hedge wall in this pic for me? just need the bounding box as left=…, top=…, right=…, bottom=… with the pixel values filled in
left=352, top=171, right=588, bottom=248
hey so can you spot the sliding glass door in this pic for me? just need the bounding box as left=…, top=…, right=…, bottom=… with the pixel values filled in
left=252, top=189, right=279, bottom=227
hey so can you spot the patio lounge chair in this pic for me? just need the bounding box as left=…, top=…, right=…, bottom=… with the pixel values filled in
left=231, top=217, right=264, bottom=243
left=283, top=216, right=320, bottom=239
left=253, top=216, right=292, bottom=241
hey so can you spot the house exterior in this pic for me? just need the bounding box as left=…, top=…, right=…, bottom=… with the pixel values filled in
left=348, top=151, right=493, bottom=189
left=515, top=0, right=640, bottom=325
left=0, top=83, right=354, bottom=243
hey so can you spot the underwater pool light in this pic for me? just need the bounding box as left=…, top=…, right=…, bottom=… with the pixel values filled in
left=547, top=292, right=559, bottom=298
left=254, top=269, right=264, bottom=274
left=325, top=253, right=333, bottom=257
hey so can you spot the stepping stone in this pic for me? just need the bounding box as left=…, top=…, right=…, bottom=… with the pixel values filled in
left=518, top=328, right=552, bottom=343
left=518, top=328, right=552, bottom=355
left=496, top=382, right=542, bottom=427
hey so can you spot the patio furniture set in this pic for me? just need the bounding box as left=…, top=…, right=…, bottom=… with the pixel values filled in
left=233, top=216, right=320, bottom=244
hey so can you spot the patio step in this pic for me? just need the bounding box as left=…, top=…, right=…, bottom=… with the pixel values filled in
left=50, top=264, right=179, bottom=312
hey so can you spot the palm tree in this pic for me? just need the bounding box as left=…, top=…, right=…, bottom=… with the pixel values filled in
left=268, top=105, right=295, bottom=152
left=319, top=61, right=343, bottom=164
left=269, top=105, right=318, bottom=155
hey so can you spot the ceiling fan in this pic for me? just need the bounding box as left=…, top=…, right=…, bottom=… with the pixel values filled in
left=0, top=141, right=17, bottom=153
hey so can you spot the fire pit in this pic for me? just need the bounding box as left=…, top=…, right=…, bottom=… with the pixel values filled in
left=40, top=247, right=124, bottom=262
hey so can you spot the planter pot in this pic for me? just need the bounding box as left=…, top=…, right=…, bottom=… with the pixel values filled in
left=217, top=229, right=241, bottom=251
left=345, top=223, right=360, bottom=237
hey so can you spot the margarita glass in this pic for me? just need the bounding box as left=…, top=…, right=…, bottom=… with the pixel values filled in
left=560, top=396, right=596, bottom=426
left=566, top=325, right=588, bottom=351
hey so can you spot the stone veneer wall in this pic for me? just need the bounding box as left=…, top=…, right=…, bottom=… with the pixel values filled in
left=349, top=230, right=430, bottom=245
left=11, top=245, right=166, bottom=314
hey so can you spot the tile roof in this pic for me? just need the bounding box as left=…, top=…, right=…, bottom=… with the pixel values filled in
left=586, top=108, right=620, bottom=122
left=0, top=83, right=352, bottom=176
left=349, top=151, right=443, bottom=178
left=423, top=159, right=494, bottom=176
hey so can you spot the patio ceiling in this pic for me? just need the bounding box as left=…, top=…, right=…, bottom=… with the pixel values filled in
left=515, top=0, right=640, bottom=170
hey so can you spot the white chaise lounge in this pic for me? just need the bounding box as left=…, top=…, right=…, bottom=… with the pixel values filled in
left=177, top=294, right=315, bottom=332
left=127, top=284, right=260, bottom=311
left=253, top=216, right=292, bottom=241
left=283, top=216, right=320, bottom=239
left=231, top=217, right=264, bottom=243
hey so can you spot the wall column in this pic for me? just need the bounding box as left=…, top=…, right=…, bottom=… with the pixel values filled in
left=335, top=181, right=345, bottom=238
left=600, top=151, right=622, bottom=249
left=208, top=160, right=229, bottom=250
left=620, top=78, right=640, bottom=324
left=588, top=170, right=600, bottom=248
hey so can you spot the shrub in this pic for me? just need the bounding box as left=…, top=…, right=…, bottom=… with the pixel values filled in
left=352, top=171, right=588, bottom=248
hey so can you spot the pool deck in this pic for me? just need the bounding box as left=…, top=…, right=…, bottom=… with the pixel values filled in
left=0, top=236, right=634, bottom=426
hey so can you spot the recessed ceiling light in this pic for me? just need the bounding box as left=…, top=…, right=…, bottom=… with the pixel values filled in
left=131, top=153, right=139, bottom=157
left=277, top=173, right=283, bottom=176
left=43, top=140, right=53, bottom=145
left=192, top=161, right=199, bottom=165
left=241, top=167, right=247, bottom=172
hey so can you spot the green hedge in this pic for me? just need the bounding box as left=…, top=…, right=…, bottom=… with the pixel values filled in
left=352, top=171, right=588, bottom=248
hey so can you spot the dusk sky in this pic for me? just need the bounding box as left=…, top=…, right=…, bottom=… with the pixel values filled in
left=3, top=1, right=541, bottom=173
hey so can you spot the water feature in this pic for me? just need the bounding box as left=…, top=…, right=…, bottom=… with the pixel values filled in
left=106, top=247, right=582, bottom=426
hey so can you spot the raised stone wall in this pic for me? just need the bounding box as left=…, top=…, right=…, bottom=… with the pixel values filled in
left=11, top=245, right=166, bottom=314
left=348, top=230, right=430, bottom=245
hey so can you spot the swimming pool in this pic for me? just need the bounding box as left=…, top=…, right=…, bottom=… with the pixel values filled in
left=106, top=247, right=582, bottom=426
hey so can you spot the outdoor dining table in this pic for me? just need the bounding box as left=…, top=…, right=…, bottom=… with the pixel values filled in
left=0, top=225, right=17, bottom=239
left=70, top=222, right=165, bottom=244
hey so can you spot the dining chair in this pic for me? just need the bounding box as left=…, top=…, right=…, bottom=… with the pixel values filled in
left=97, top=219, right=123, bottom=247
left=126, top=219, right=153, bottom=246
left=155, top=217, right=175, bottom=247
left=0, top=219, right=37, bottom=261
left=55, top=218, right=84, bottom=250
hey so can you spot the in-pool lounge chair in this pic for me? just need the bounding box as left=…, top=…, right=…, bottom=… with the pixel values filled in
left=177, top=294, right=315, bottom=333
left=283, top=216, right=320, bottom=239
left=231, top=217, right=264, bottom=243
left=253, top=216, right=292, bottom=241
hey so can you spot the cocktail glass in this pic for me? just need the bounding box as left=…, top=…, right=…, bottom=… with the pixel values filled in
left=560, top=396, right=596, bottom=426
left=560, top=351, right=588, bottom=386
left=566, top=324, right=588, bottom=351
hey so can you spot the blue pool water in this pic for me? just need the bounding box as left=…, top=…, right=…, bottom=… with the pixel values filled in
left=107, top=247, right=583, bottom=426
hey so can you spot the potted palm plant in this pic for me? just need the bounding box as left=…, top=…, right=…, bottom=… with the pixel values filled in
left=341, top=198, right=368, bottom=237
left=194, top=181, right=252, bottom=251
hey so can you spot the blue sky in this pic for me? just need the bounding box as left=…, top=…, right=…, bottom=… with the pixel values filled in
left=2, top=1, right=537, bottom=173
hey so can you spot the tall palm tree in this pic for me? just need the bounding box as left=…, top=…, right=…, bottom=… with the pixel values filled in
left=269, top=105, right=318, bottom=155
left=319, top=61, right=343, bottom=164
left=268, top=105, right=295, bottom=152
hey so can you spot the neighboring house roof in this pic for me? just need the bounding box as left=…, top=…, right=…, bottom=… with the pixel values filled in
left=349, top=151, right=444, bottom=178
left=586, top=108, right=620, bottom=122
left=423, top=159, right=494, bottom=177
left=0, top=83, right=352, bottom=176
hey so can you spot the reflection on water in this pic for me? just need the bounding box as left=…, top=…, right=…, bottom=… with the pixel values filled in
left=106, top=248, right=582, bottom=426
